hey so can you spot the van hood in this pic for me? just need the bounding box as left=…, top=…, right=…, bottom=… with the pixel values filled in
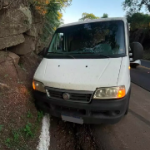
left=34, top=58, right=122, bottom=91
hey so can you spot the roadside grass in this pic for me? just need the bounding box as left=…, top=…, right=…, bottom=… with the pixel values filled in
left=0, top=52, right=42, bottom=150
left=3, top=110, right=44, bottom=150
left=0, top=125, right=3, bottom=131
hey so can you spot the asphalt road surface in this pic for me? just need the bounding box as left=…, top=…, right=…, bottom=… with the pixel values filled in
left=141, top=60, right=150, bottom=68
left=131, top=66, right=150, bottom=92
left=92, top=83, right=150, bottom=150
left=50, top=61, right=150, bottom=150
left=91, top=64, right=150, bottom=150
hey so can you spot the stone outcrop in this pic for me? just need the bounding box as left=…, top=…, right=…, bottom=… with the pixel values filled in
left=0, top=34, right=25, bottom=50
left=26, top=23, right=43, bottom=37
left=0, top=0, right=11, bottom=10
left=0, top=6, right=32, bottom=38
left=10, top=35, right=36, bottom=55
left=0, top=2, right=44, bottom=57
left=8, top=51, right=20, bottom=65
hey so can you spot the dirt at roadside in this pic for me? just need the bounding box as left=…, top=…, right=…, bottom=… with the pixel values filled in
left=50, top=117, right=99, bottom=150
left=0, top=52, right=42, bottom=150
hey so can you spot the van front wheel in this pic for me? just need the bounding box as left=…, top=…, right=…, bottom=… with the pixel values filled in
left=130, top=64, right=138, bottom=68
left=125, top=107, right=129, bottom=115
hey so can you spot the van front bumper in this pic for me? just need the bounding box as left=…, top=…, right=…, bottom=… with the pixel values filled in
left=33, top=88, right=131, bottom=124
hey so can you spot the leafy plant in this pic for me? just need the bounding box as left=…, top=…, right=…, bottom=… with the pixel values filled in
left=0, top=125, right=3, bottom=131
left=23, top=123, right=34, bottom=137
left=5, top=138, right=11, bottom=148
left=27, top=111, right=32, bottom=118
left=123, top=0, right=150, bottom=12
left=101, top=13, right=108, bottom=18
left=127, top=12, right=150, bottom=30
left=79, top=13, right=100, bottom=21
left=18, top=63, right=26, bottom=71
left=37, top=111, right=44, bottom=122
left=41, top=0, right=62, bottom=43
left=12, top=131, right=20, bottom=142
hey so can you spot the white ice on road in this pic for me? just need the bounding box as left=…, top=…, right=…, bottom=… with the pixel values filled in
left=37, top=114, right=50, bottom=150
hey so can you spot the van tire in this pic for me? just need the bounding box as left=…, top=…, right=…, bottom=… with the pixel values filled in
left=35, top=100, right=49, bottom=113
left=125, top=107, right=129, bottom=115
left=35, top=101, right=42, bottom=111
left=125, top=87, right=131, bottom=116
left=130, top=64, right=137, bottom=68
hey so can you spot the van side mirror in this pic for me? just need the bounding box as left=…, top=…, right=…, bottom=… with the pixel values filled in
left=130, top=42, right=143, bottom=61
left=38, top=47, right=48, bottom=56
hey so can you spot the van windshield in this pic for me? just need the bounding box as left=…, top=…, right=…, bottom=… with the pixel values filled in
left=46, top=20, right=126, bottom=58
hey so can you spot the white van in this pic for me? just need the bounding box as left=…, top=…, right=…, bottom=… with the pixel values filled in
left=33, top=18, right=143, bottom=124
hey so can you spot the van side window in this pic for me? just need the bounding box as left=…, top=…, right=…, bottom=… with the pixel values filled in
left=50, top=33, right=64, bottom=52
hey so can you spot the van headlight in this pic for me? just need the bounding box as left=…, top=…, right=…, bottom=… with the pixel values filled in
left=93, top=86, right=126, bottom=99
left=32, top=80, right=46, bottom=93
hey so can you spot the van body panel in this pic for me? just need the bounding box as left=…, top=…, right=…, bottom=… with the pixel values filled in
left=34, top=57, right=122, bottom=91
left=117, top=56, right=131, bottom=93
left=34, top=58, right=48, bottom=79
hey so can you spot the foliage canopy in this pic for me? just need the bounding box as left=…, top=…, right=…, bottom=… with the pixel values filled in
left=31, top=0, right=72, bottom=43
left=127, top=12, right=150, bottom=30
left=101, top=13, right=108, bottom=18
left=123, top=0, right=150, bottom=12
left=79, top=13, right=100, bottom=21
left=79, top=13, right=108, bottom=21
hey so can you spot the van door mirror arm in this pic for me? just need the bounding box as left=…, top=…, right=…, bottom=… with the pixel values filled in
left=38, top=47, right=48, bottom=57
left=130, top=42, right=143, bottom=61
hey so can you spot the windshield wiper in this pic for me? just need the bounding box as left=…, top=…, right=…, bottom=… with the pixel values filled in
left=66, top=55, right=76, bottom=59
left=47, top=52, right=76, bottom=59
left=72, top=52, right=110, bottom=58
left=47, top=52, right=64, bottom=54
left=47, top=52, right=109, bottom=58
left=96, top=54, right=110, bottom=58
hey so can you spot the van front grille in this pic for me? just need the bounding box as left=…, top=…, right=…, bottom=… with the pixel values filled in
left=46, top=88, right=92, bottom=103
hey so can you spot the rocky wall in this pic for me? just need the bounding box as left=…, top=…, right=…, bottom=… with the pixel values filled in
left=0, top=0, right=44, bottom=64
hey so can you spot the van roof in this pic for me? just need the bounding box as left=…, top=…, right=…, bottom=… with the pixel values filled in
left=58, top=17, right=127, bottom=29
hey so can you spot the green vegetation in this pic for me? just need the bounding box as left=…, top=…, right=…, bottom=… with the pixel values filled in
left=123, top=0, right=150, bottom=12
left=37, top=111, right=44, bottom=122
left=127, top=12, right=150, bottom=30
left=30, top=0, right=72, bottom=44
left=0, top=125, right=3, bottom=132
left=79, top=12, right=108, bottom=21
left=23, top=123, right=34, bottom=137
left=123, top=0, right=150, bottom=59
left=27, top=111, right=33, bottom=118
left=3, top=111, right=43, bottom=149
left=79, top=13, right=100, bottom=20
left=18, top=62, right=26, bottom=72
left=101, top=13, right=108, bottom=18
left=5, top=138, right=11, bottom=148
left=42, top=1, right=63, bottom=43
left=12, top=131, right=20, bottom=142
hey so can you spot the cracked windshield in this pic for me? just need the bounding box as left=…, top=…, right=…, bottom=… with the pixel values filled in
left=47, top=21, right=125, bottom=58
left=0, top=0, right=150, bottom=150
